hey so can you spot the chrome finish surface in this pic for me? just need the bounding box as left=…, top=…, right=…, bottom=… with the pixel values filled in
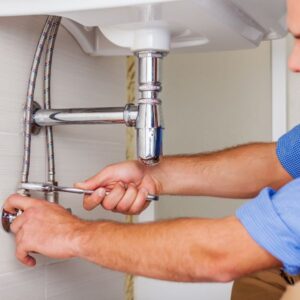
left=22, top=16, right=55, bottom=184
left=2, top=209, right=22, bottom=233
left=2, top=17, right=62, bottom=233
left=135, top=50, right=165, bottom=165
left=20, top=182, right=159, bottom=201
left=30, top=101, right=42, bottom=135
left=44, top=16, right=61, bottom=203
left=34, top=104, right=138, bottom=127
left=137, top=51, right=163, bottom=100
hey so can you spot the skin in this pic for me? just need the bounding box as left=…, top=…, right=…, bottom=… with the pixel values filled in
left=5, top=195, right=280, bottom=281
left=288, top=0, right=300, bottom=72
left=3, top=143, right=288, bottom=280
left=3, top=0, right=300, bottom=282
left=77, top=143, right=290, bottom=214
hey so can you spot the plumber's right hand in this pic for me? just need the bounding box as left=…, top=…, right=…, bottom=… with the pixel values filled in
left=75, top=160, right=161, bottom=215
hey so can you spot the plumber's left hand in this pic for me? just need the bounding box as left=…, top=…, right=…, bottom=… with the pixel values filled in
left=4, top=194, right=88, bottom=267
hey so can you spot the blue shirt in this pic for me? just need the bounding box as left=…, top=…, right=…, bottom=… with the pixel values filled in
left=236, top=125, right=300, bottom=275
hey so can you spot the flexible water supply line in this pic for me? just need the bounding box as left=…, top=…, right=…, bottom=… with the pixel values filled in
left=1, top=16, right=60, bottom=232
left=21, top=16, right=56, bottom=187
left=44, top=16, right=61, bottom=202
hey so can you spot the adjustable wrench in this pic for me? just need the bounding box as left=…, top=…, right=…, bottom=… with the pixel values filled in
left=2, top=182, right=158, bottom=232
left=20, top=182, right=159, bottom=201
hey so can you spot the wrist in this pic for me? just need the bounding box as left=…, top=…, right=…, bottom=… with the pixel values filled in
left=70, top=219, right=95, bottom=259
left=72, top=220, right=113, bottom=261
left=145, top=158, right=165, bottom=195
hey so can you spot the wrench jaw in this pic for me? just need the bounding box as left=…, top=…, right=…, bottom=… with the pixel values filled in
left=20, top=182, right=52, bottom=193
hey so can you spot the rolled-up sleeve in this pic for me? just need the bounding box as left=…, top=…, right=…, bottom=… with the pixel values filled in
left=236, top=179, right=300, bottom=275
left=277, top=125, right=300, bottom=178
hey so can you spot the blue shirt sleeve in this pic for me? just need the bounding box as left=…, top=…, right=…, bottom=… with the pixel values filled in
left=236, top=178, right=300, bottom=275
left=277, top=124, right=300, bottom=178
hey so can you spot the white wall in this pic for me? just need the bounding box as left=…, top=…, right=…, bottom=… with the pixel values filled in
left=0, top=16, right=126, bottom=299
left=287, top=34, right=300, bottom=129
left=136, top=43, right=272, bottom=299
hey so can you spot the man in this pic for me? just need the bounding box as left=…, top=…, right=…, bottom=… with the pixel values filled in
left=4, top=0, right=300, bottom=298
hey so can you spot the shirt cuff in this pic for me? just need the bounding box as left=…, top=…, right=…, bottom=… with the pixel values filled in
left=236, top=188, right=300, bottom=275
left=277, top=124, right=300, bottom=178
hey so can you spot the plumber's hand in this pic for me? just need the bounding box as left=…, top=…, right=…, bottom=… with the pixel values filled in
left=4, top=194, right=88, bottom=267
left=75, top=160, right=160, bottom=215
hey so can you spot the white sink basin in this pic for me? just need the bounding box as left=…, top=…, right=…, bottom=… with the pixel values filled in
left=0, top=0, right=287, bottom=55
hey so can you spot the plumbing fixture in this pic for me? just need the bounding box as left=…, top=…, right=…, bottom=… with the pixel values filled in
left=44, top=16, right=61, bottom=204
left=33, top=104, right=138, bottom=126
left=21, top=16, right=56, bottom=187
left=2, top=210, right=22, bottom=233
left=1, top=16, right=62, bottom=233
left=136, top=51, right=164, bottom=165
left=0, top=0, right=287, bottom=56
left=32, top=50, right=165, bottom=165
left=2, top=17, right=161, bottom=233
left=0, top=1, right=287, bottom=233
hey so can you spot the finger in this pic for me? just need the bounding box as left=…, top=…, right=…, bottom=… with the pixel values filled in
left=10, top=213, right=28, bottom=234
left=15, top=243, right=36, bottom=267
left=115, top=184, right=138, bottom=213
left=4, top=194, right=41, bottom=213
left=141, top=201, right=150, bottom=212
left=102, top=183, right=126, bottom=211
left=128, top=188, right=149, bottom=215
left=75, top=167, right=117, bottom=190
left=83, top=188, right=106, bottom=211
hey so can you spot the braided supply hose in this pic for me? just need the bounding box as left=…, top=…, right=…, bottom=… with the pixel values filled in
left=21, top=16, right=56, bottom=188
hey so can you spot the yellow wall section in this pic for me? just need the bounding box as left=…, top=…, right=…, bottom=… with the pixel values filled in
left=124, top=55, right=136, bottom=300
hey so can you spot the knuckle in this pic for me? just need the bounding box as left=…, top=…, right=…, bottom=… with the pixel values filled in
left=10, top=222, right=18, bottom=234
left=117, top=203, right=128, bottom=212
left=128, top=207, right=138, bottom=215
left=83, top=196, right=91, bottom=205
left=114, top=184, right=124, bottom=193
left=102, top=199, right=115, bottom=210
left=15, top=246, right=24, bottom=259
left=84, top=197, right=99, bottom=210
left=83, top=202, right=91, bottom=210
left=91, top=196, right=101, bottom=205
left=132, top=209, right=142, bottom=215
left=127, top=186, right=137, bottom=196
left=83, top=204, right=92, bottom=211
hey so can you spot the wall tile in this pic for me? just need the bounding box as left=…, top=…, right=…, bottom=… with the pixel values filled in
left=0, top=266, right=46, bottom=300
left=46, top=259, right=124, bottom=300
left=0, top=15, right=126, bottom=298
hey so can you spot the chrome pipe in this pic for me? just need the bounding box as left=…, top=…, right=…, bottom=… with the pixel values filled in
left=33, top=104, right=138, bottom=127
left=135, top=51, right=166, bottom=166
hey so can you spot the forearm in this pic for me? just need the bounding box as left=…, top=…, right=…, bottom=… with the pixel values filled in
left=149, top=143, right=291, bottom=198
left=76, top=216, right=280, bottom=282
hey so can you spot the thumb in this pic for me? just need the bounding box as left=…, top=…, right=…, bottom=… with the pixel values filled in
left=75, top=171, right=114, bottom=190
